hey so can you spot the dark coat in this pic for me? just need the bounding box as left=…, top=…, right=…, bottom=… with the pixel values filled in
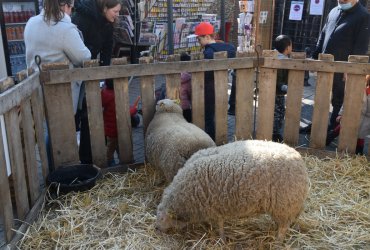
left=312, top=3, right=370, bottom=61
left=72, top=0, right=114, bottom=66
left=203, top=42, right=236, bottom=104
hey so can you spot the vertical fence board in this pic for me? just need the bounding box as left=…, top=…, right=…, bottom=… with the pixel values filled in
left=310, top=54, right=334, bottom=149
left=84, top=60, right=106, bottom=167
left=31, top=87, right=49, bottom=179
left=190, top=53, right=205, bottom=129
left=165, top=54, right=181, bottom=99
left=0, top=125, right=14, bottom=242
left=112, top=58, right=134, bottom=163
left=338, top=55, right=369, bottom=153
left=139, top=57, right=156, bottom=135
left=42, top=62, right=79, bottom=167
left=284, top=52, right=306, bottom=146
left=214, top=51, right=229, bottom=145
left=5, top=108, right=29, bottom=220
left=21, top=99, right=40, bottom=205
left=235, top=52, right=254, bottom=140
left=256, top=50, right=278, bottom=140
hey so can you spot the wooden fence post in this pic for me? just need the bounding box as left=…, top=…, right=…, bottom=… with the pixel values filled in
left=235, top=51, right=254, bottom=140
left=256, top=50, right=278, bottom=140
left=165, top=54, right=181, bottom=100
left=213, top=51, right=229, bottom=145
left=284, top=52, right=306, bottom=146
left=139, top=57, right=156, bottom=136
left=190, top=53, right=205, bottom=129
left=83, top=60, right=106, bottom=167
left=310, top=54, right=334, bottom=149
left=5, top=108, right=30, bottom=220
left=42, top=62, right=79, bottom=167
left=338, top=55, right=369, bottom=153
left=112, top=57, right=134, bottom=163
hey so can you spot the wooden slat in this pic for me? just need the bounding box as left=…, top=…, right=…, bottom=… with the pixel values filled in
left=20, top=99, right=40, bottom=205
left=42, top=62, right=79, bottom=168
left=284, top=52, right=306, bottom=146
left=310, top=54, right=334, bottom=149
left=0, top=72, right=39, bottom=115
left=31, top=87, right=49, bottom=180
left=83, top=60, right=106, bottom=167
left=338, top=55, right=369, bottom=153
left=256, top=50, right=278, bottom=140
left=165, top=54, right=181, bottom=99
left=190, top=53, right=205, bottom=129
left=214, top=51, right=229, bottom=145
left=5, top=108, right=29, bottom=220
left=139, top=57, right=156, bottom=135
left=0, top=124, right=14, bottom=242
left=112, top=58, right=134, bottom=164
left=45, top=57, right=259, bottom=84
left=235, top=51, right=255, bottom=139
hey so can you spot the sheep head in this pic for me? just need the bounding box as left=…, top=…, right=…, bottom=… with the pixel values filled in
left=155, top=99, right=183, bottom=114
left=155, top=209, right=187, bottom=232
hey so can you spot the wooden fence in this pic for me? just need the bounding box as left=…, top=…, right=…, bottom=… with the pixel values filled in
left=0, top=51, right=369, bottom=247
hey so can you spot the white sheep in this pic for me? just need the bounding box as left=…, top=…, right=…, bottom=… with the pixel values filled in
left=145, top=99, right=216, bottom=182
left=155, top=140, right=309, bottom=241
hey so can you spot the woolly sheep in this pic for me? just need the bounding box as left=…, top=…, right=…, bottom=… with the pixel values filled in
left=145, top=99, right=216, bottom=182
left=155, top=140, right=309, bottom=241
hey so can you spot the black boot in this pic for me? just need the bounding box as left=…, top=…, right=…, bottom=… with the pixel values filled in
left=355, top=145, right=364, bottom=155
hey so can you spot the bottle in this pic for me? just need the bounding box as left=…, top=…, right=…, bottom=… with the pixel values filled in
left=4, top=12, right=10, bottom=23
left=9, top=12, right=14, bottom=23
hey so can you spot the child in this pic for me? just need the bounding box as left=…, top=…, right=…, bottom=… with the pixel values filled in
left=180, top=52, right=192, bottom=122
left=194, top=22, right=236, bottom=140
left=326, top=75, right=370, bottom=154
left=101, top=81, right=140, bottom=166
left=272, top=35, right=292, bottom=142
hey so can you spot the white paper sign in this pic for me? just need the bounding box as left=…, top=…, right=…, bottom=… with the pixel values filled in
left=289, top=1, right=304, bottom=21
left=309, top=0, right=324, bottom=15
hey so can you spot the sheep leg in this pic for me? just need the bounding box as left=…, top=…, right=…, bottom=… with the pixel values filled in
left=218, top=220, right=225, bottom=242
left=276, top=223, right=288, bottom=242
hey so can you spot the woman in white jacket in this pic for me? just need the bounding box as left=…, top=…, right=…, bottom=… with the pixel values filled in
left=24, top=0, right=91, bottom=113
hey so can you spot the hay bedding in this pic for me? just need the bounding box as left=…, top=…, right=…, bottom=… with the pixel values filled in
left=17, top=154, right=370, bottom=249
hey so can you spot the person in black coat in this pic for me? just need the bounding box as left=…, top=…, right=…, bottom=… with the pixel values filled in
left=72, top=0, right=121, bottom=164
left=312, top=0, right=370, bottom=130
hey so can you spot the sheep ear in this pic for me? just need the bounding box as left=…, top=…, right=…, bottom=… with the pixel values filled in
left=174, top=99, right=181, bottom=105
left=160, top=102, right=165, bottom=108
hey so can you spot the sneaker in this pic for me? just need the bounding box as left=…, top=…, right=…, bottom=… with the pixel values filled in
left=272, top=133, right=283, bottom=142
left=299, top=124, right=312, bottom=134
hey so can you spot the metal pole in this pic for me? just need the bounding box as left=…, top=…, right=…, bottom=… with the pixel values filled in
left=167, top=0, right=174, bottom=55
left=220, top=0, right=225, bottom=41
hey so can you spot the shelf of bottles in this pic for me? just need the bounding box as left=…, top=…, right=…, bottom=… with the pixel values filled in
left=3, top=2, right=36, bottom=75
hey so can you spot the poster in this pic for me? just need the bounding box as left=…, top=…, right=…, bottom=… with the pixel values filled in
left=309, top=0, right=324, bottom=15
left=289, top=1, right=304, bottom=21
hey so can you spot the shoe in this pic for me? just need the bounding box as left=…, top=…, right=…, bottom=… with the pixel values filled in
left=355, top=145, right=364, bottom=155
left=272, top=133, right=283, bottom=142
left=299, top=124, right=312, bottom=134
left=228, top=109, right=235, bottom=116
left=326, top=130, right=339, bottom=146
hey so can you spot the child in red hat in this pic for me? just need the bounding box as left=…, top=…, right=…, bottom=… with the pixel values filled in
left=194, top=22, right=236, bottom=140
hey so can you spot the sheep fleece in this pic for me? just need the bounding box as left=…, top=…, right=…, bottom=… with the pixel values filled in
left=157, top=140, right=309, bottom=233
left=145, top=99, right=215, bottom=182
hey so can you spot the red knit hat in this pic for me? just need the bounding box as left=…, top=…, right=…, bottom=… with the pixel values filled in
left=195, top=22, right=214, bottom=36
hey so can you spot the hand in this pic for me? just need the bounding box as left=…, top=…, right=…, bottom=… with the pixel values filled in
left=336, top=115, right=342, bottom=123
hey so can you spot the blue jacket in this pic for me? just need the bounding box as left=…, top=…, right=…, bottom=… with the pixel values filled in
left=312, top=3, right=370, bottom=61
left=203, top=42, right=236, bottom=105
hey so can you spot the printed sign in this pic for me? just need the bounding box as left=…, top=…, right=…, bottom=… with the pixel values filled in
left=309, top=0, right=324, bottom=15
left=289, top=1, right=304, bottom=21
